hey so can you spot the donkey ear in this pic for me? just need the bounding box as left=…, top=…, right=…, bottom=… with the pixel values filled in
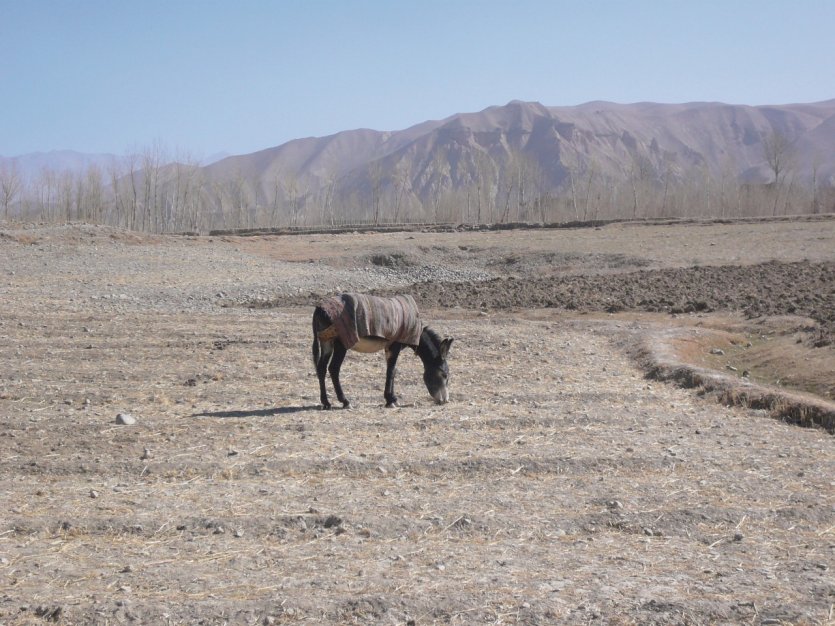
left=440, top=337, right=454, bottom=358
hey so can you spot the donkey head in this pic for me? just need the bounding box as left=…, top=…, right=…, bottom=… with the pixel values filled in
left=419, top=329, right=454, bottom=404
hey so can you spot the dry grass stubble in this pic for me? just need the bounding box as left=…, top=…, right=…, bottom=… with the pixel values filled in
left=2, top=306, right=833, bottom=624
left=1, top=221, right=834, bottom=624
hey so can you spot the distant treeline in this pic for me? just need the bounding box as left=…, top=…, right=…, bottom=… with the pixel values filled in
left=2, top=151, right=833, bottom=233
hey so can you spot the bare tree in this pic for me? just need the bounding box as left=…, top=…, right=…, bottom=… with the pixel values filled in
left=109, top=161, right=129, bottom=228
left=269, top=171, right=283, bottom=227
left=166, top=152, right=201, bottom=232
left=498, top=157, right=515, bottom=224
left=582, top=159, right=599, bottom=221
left=369, top=161, right=383, bottom=225
left=810, top=155, right=821, bottom=214
left=628, top=153, right=653, bottom=218
left=561, top=150, right=581, bottom=220
left=659, top=153, right=677, bottom=216
left=34, top=167, right=57, bottom=222
left=391, top=162, right=409, bottom=223
left=762, top=130, right=795, bottom=216
left=141, top=144, right=166, bottom=231
left=122, top=152, right=141, bottom=230
left=472, top=151, right=495, bottom=224
left=276, top=173, right=307, bottom=227
left=1, top=162, right=22, bottom=219
left=429, top=153, right=447, bottom=223
left=83, top=165, right=105, bottom=222
left=227, top=172, right=251, bottom=228
left=57, top=170, right=74, bottom=221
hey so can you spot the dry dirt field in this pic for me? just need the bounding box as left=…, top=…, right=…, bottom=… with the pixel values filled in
left=1, top=217, right=834, bottom=625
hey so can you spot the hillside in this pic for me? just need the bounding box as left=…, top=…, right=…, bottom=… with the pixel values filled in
left=4, top=99, right=835, bottom=230
left=204, top=99, right=835, bottom=217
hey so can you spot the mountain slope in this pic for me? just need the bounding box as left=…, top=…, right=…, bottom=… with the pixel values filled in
left=6, top=99, right=834, bottom=229
left=201, top=99, right=835, bottom=216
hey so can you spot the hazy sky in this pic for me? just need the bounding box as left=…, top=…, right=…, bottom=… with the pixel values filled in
left=3, top=0, right=834, bottom=157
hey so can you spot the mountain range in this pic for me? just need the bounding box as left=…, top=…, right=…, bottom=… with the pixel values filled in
left=214, top=100, right=831, bottom=178
left=5, top=99, right=835, bottom=220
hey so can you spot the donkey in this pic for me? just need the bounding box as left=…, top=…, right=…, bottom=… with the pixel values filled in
left=312, top=293, right=453, bottom=409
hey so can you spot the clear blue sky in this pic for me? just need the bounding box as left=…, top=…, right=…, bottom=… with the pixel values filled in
left=2, top=0, right=834, bottom=158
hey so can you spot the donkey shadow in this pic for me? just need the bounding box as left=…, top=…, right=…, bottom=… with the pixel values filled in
left=192, top=406, right=318, bottom=419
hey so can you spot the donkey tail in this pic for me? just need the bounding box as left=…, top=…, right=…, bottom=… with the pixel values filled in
left=312, top=315, right=321, bottom=367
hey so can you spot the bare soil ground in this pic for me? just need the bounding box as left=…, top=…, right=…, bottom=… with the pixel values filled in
left=1, top=218, right=834, bottom=625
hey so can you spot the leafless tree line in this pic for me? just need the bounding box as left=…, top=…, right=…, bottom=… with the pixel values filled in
left=2, top=135, right=830, bottom=232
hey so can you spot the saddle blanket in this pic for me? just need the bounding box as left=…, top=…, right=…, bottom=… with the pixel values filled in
left=318, top=293, right=422, bottom=349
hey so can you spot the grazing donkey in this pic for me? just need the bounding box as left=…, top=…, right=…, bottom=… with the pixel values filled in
left=312, top=293, right=453, bottom=409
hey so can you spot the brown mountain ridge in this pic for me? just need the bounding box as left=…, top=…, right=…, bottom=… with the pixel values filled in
left=203, top=99, right=835, bottom=218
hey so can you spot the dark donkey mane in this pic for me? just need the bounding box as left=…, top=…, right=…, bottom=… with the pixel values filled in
left=416, top=326, right=444, bottom=360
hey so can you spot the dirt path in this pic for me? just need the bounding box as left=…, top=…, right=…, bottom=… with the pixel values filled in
left=1, top=221, right=833, bottom=624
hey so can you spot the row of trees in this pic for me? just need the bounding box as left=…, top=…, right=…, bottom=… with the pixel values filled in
left=1, top=139, right=830, bottom=233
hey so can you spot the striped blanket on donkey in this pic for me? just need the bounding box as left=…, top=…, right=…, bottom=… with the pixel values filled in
left=317, top=293, right=422, bottom=348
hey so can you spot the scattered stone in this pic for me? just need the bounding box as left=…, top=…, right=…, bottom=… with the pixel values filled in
left=89, top=489, right=99, bottom=499
left=322, top=515, right=342, bottom=529
left=34, top=606, right=63, bottom=622
left=115, top=413, right=136, bottom=425
left=140, top=448, right=151, bottom=460
left=709, top=348, right=725, bottom=356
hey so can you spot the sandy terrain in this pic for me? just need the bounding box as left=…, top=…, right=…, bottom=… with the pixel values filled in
left=1, top=218, right=833, bottom=624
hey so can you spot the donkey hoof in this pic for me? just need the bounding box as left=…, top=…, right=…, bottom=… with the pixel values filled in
left=341, top=400, right=352, bottom=409
left=320, top=403, right=332, bottom=411
left=385, top=401, right=399, bottom=409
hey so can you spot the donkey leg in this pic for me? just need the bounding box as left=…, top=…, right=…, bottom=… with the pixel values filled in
left=384, top=343, right=403, bottom=408
left=315, top=340, right=334, bottom=410
left=329, top=342, right=351, bottom=408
